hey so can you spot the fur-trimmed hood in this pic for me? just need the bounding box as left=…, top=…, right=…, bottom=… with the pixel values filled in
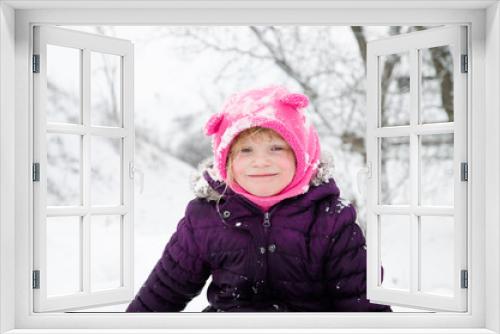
left=190, top=151, right=337, bottom=202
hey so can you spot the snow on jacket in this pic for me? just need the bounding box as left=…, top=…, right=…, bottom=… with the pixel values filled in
left=126, top=156, right=392, bottom=312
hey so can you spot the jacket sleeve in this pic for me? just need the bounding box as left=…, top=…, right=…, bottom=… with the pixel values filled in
left=324, top=204, right=392, bottom=312
left=126, top=212, right=210, bottom=312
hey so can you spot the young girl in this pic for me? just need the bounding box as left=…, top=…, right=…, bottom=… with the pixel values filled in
left=126, top=85, right=392, bottom=312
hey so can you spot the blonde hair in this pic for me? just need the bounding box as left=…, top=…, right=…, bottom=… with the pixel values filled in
left=225, top=127, right=289, bottom=184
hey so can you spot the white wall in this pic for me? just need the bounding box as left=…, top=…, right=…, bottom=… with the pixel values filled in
left=485, top=2, right=500, bottom=333
left=0, top=2, right=16, bottom=334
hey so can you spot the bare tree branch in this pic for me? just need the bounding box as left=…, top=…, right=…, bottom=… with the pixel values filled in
left=350, top=26, right=367, bottom=67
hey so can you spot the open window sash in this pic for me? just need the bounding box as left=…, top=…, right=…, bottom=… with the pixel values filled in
left=366, top=25, right=468, bottom=312
left=33, top=26, right=135, bottom=312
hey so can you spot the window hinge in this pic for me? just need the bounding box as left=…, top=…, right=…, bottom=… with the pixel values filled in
left=32, top=54, right=40, bottom=73
left=461, top=54, right=468, bottom=73
left=32, top=270, right=40, bottom=289
left=461, top=162, right=468, bottom=181
left=32, top=163, right=40, bottom=182
left=461, top=269, right=468, bottom=289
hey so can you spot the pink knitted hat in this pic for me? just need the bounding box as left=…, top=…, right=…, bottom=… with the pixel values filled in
left=204, top=85, right=321, bottom=209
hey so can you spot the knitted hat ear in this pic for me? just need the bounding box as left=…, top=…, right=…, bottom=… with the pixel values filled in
left=204, top=113, right=224, bottom=136
left=279, top=93, right=309, bottom=109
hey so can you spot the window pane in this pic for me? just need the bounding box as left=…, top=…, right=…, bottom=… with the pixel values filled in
left=420, top=46, right=453, bottom=124
left=91, top=215, right=122, bottom=291
left=420, top=216, right=454, bottom=296
left=379, top=52, right=410, bottom=127
left=47, top=216, right=81, bottom=296
left=46, top=45, right=81, bottom=124
left=420, top=134, right=454, bottom=206
left=91, top=136, right=122, bottom=206
left=380, top=215, right=410, bottom=290
left=47, top=133, right=81, bottom=206
left=379, top=136, right=410, bottom=205
left=91, top=52, right=122, bottom=127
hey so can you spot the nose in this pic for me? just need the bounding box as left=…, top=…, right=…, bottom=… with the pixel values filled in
left=251, top=152, right=271, bottom=167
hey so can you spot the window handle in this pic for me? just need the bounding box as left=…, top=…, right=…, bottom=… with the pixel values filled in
left=356, top=162, right=371, bottom=198
left=129, top=162, right=144, bottom=194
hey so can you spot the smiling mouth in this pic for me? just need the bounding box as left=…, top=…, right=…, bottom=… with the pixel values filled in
left=248, top=174, right=278, bottom=177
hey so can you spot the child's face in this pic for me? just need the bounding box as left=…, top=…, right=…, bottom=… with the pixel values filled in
left=230, top=132, right=296, bottom=197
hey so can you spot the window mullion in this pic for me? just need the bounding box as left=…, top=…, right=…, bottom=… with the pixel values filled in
left=82, top=48, right=91, bottom=294
left=409, top=48, right=420, bottom=295
left=122, top=47, right=134, bottom=293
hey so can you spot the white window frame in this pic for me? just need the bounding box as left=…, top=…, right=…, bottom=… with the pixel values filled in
left=365, top=26, right=468, bottom=312
left=0, top=1, right=499, bottom=334
left=32, top=25, right=135, bottom=312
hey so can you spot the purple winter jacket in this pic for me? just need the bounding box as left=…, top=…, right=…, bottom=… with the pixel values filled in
left=126, top=158, right=392, bottom=312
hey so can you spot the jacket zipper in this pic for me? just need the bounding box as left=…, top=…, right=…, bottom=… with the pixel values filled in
left=230, top=197, right=282, bottom=298
left=263, top=212, right=271, bottom=228
left=261, top=211, right=273, bottom=300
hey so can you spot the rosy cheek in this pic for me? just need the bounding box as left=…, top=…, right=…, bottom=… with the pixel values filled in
left=231, top=159, right=246, bottom=177
left=276, top=154, right=296, bottom=167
